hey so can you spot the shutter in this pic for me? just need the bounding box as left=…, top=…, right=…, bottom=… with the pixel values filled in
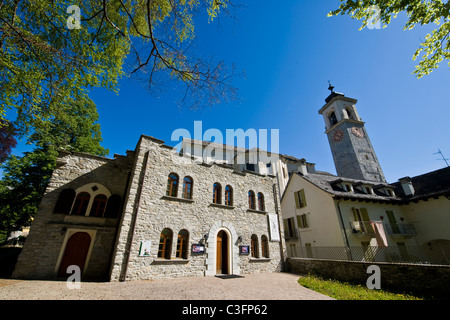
left=300, top=189, right=307, bottom=207
left=296, top=215, right=302, bottom=228
left=352, top=207, right=359, bottom=221
left=360, top=208, right=370, bottom=221
left=283, top=219, right=290, bottom=238
left=294, top=191, right=300, bottom=209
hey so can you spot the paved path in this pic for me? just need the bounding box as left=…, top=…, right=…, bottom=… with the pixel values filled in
left=0, top=272, right=333, bottom=300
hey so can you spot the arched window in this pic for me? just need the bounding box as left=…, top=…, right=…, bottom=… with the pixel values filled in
left=53, top=189, right=76, bottom=214
left=251, top=234, right=259, bottom=258
left=182, top=176, right=193, bottom=200
left=104, top=194, right=122, bottom=218
left=346, top=106, right=355, bottom=120
left=71, top=192, right=90, bottom=216
left=248, top=190, right=256, bottom=209
left=261, top=235, right=269, bottom=258
left=328, top=111, right=338, bottom=126
left=225, top=185, right=233, bottom=206
left=257, top=192, right=265, bottom=211
left=166, top=173, right=179, bottom=197
left=158, top=228, right=173, bottom=259
left=89, top=194, right=108, bottom=217
left=176, top=229, right=189, bottom=259
left=213, top=183, right=222, bottom=204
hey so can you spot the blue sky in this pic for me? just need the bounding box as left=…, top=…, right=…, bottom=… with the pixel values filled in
left=7, top=1, right=450, bottom=183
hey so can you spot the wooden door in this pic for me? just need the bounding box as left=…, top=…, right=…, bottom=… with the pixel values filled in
left=216, top=230, right=228, bottom=274
left=58, top=232, right=91, bottom=278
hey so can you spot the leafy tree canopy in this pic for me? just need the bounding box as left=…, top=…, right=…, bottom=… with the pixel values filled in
left=329, top=0, right=450, bottom=78
left=0, top=0, right=239, bottom=139
left=0, top=119, right=18, bottom=163
left=0, top=96, right=108, bottom=235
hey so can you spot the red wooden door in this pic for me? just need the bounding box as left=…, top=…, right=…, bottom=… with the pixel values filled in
left=58, top=232, right=91, bottom=277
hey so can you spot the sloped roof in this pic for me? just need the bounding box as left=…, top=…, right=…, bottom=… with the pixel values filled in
left=296, top=172, right=400, bottom=203
left=390, top=167, right=450, bottom=200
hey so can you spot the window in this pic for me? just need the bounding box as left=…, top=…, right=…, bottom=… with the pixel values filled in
left=346, top=106, right=355, bottom=120
left=257, top=192, right=265, bottom=211
left=166, top=173, right=179, bottom=197
left=246, top=163, right=255, bottom=171
left=176, top=229, right=189, bottom=259
left=251, top=234, right=259, bottom=258
left=328, top=111, right=338, bottom=126
left=158, top=228, right=173, bottom=259
left=261, top=235, right=269, bottom=258
left=104, top=194, right=122, bottom=218
left=89, top=194, right=107, bottom=217
left=53, top=189, right=76, bottom=214
left=352, top=207, right=370, bottom=233
left=182, top=176, right=193, bottom=200
left=283, top=218, right=297, bottom=239
left=71, top=192, right=90, bottom=216
left=225, top=185, right=233, bottom=206
left=297, top=214, right=308, bottom=228
left=213, top=183, right=222, bottom=204
left=248, top=190, right=256, bottom=209
left=295, top=189, right=307, bottom=208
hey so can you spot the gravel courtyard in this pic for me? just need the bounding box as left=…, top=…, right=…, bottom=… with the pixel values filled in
left=0, top=272, right=333, bottom=300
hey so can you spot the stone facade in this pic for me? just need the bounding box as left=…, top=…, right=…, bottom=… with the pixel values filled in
left=13, top=135, right=286, bottom=281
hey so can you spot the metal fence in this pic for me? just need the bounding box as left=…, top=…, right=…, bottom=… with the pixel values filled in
left=296, top=245, right=450, bottom=266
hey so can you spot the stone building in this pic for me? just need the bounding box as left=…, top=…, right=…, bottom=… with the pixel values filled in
left=13, top=135, right=286, bottom=281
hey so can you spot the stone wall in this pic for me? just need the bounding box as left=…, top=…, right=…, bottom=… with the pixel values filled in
left=12, top=151, right=133, bottom=281
left=287, top=258, right=450, bottom=298
left=110, top=136, right=286, bottom=281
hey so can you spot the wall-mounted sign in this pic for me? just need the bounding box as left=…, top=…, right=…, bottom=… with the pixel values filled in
left=268, top=214, right=280, bottom=242
left=139, top=240, right=151, bottom=257
left=239, top=245, right=250, bottom=255
left=191, top=243, right=205, bottom=255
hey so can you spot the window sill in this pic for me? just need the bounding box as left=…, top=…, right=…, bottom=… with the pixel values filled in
left=249, top=258, right=271, bottom=262
left=209, top=203, right=235, bottom=209
left=161, top=195, right=194, bottom=203
left=246, top=209, right=267, bottom=214
left=151, top=259, right=190, bottom=265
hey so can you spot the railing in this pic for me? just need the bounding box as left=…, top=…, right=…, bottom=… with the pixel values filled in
left=385, top=223, right=417, bottom=237
left=349, top=221, right=375, bottom=236
left=295, top=245, right=450, bottom=265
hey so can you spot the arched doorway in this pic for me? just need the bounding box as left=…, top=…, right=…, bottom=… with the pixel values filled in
left=216, top=230, right=229, bottom=274
left=57, top=232, right=91, bottom=278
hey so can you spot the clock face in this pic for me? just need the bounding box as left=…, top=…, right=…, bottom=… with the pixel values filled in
left=351, top=127, right=364, bottom=138
left=332, top=129, right=344, bottom=142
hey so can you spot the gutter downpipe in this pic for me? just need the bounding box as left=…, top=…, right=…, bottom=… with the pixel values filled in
left=336, top=198, right=353, bottom=261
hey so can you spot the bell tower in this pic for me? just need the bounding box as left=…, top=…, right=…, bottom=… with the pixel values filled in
left=318, top=84, right=386, bottom=182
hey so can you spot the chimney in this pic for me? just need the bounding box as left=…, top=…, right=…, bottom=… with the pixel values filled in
left=298, top=159, right=308, bottom=176
left=399, top=177, right=415, bottom=196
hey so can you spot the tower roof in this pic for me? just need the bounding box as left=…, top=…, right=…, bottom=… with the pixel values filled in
left=325, top=82, right=344, bottom=103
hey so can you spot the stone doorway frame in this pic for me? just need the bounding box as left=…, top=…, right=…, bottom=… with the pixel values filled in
left=205, top=221, right=240, bottom=276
